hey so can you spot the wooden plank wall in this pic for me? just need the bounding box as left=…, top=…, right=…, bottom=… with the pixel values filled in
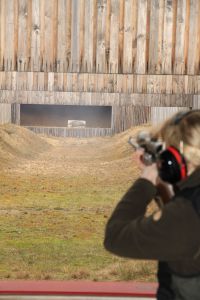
left=193, top=95, right=200, bottom=108
left=0, top=0, right=199, bottom=74
left=0, top=0, right=199, bottom=134
left=112, top=105, right=151, bottom=133
left=0, top=103, right=11, bottom=124
left=25, top=126, right=113, bottom=137
left=11, top=103, right=20, bottom=124
left=0, top=72, right=199, bottom=94
left=151, top=106, right=188, bottom=125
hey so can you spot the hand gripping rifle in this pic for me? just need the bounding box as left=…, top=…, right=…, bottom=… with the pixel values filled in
left=128, top=131, right=163, bottom=165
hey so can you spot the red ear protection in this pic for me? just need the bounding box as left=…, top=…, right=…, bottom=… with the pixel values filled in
left=157, top=109, right=198, bottom=184
left=167, top=147, right=187, bottom=179
left=157, top=146, right=187, bottom=184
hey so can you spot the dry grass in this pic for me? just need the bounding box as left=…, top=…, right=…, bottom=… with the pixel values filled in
left=0, top=123, right=157, bottom=281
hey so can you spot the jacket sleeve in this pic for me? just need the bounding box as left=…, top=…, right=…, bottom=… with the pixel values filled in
left=104, top=178, right=199, bottom=261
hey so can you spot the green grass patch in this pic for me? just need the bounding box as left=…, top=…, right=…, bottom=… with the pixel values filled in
left=0, top=166, right=156, bottom=281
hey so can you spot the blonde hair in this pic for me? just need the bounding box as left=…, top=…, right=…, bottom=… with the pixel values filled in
left=152, top=110, right=200, bottom=167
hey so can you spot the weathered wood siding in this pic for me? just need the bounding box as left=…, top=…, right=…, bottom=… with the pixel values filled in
left=0, top=103, right=11, bottom=124
left=25, top=126, right=113, bottom=137
left=151, top=107, right=188, bottom=125
left=0, top=72, right=199, bottom=94
left=0, top=0, right=199, bottom=74
left=0, top=0, right=199, bottom=135
left=11, top=103, right=20, bottom=124
left=193, top=95, right=200, bottom=109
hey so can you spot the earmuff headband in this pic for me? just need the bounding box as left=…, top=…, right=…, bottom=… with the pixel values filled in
left=172, top=109, right=200, bottom=125
left=167, top=146, right=187, bottom=179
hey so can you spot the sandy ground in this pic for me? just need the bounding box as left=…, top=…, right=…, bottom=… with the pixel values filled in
left=0, top=123, right=150, bottom=178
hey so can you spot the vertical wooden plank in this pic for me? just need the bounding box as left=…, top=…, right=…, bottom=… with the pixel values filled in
left=162, top=0, right=173, bottom=74
left=79, top=0, right=85, bottom=72
left=123, top=0, right=134, bottom=73
left=57, top=0, right=66, bottom=72
left=0, top=0, right=5, bottom=70
left=193, top=95, right=200, bottom=109
left=27, top=71, right=34, bottom=90
left=71, top=0, right=84, bottom=72
left=4, top=0, right=15, bottom=70
left=72, top=73, right=78, bottom=91
left=39, top=0, right=45, bottom=71
left=66, top=73, right=72, bottom=92
left=109, top=0, right=120, bottom=73
left=53, top=0, right=58, bottom=72
left=96, top=0, right=107, bottom=73
left=132, top=0, right=138, bottom=72
left=0, top=72, right=3, bottom=89
left=145, top=0, right=151, bottom=74
left=96, top=73, right=104, bottom=91
left=77, top=73, right=83, bottom=91
left=27, top=0, right=32, bottom=71
left=91, top=2, right=98, bottom=73
left=110, top=74, right=115, bottom=92
left=11, top=103, right=20, bottom=124
left=188, top=75, right=195, bottom=94
left=54, top=72, right=58, bottom=90
left=135, top=0, right=148, bottom=74
left=183, top=75, right=189, bottom=94
left=187, top=0, right=200, bottom=75
left=5, top=72, right=12, bottom=90
left=18, top=0, right=27, bottom=71
left=38, top=72, right=45, bottom=91
left=11, top=71, right=17, bottom=90
left=88, top=0, right=105, bottom=72
left=174, top=0, right=187, bottom=74
left=172, top=75, right=184, bottom=94
left=65, top=0, right=72, bottom=71
left=151, top=107, right=187, bottom=125
left=136, top=74, right=147, bottom=93
left=43, top=0, right=57, bottom=71
left=71, top=0, right=78, bottom=72
left=13, top=1, right=19, bottom=71
left=118, top=0, right=124, bottom=73
left=126, top=74, right=133, bottom=92
left=184, top=0, right=190, bottom=74
left=3, top=72, right=7, bottom=89
left=1, top=72, right=6, bottom=90
left=63, top=72, right=67, bottom=91
left=43, top=72, right=48, bottom=90
left=105, top=0, right=111, bottom=73
left=31, top=0, right=41, bottom=71
left=193, top=75, right=199, bottom=94
left=171, top=0, right=177, bottom=75
left=32, top=72, right=38, bottom=91
left=0, top=103, right=11, bottom=124
left=148, top=0, right=164, bottom=74
left=18, top=0, right=32, bottom=71
left=165, top=74, right=172, bottom=93
left=57, top=72, right=64, bottom=91
left=121, top=74, right=127, bottom=93
left=197, top=76, right=200, bottom=95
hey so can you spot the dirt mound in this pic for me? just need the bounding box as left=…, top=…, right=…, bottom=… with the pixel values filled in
left=0, top=124, right=50, bottom=167
left=0, top=123, right=151, bottom=171
left=100, top=124, right=152, bottom=160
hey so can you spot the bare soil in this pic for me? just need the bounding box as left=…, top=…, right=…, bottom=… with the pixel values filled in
left=0, top=123, right=149, bottom=186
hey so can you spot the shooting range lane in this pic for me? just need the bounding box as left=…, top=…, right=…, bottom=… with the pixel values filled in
left=20, top=105, right=112, bottom=128
left=0, top=281, right=157, bottom=299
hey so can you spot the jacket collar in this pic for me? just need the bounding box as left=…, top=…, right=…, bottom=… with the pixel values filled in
left=176, top=167, right=200, bottom=190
